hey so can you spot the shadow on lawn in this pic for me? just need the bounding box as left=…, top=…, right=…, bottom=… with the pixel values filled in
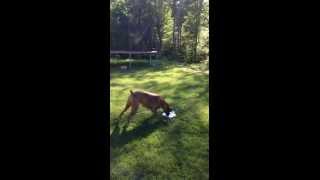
left=110, top=116, right=166, bottom=149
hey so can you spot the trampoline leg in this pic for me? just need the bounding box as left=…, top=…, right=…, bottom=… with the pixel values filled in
left=149, top=55, right=152, bottom=65
left=129, top=53, right=132, bottom=69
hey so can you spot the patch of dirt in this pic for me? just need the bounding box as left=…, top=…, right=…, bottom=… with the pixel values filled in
left=180, top=67, right=209, bottom=75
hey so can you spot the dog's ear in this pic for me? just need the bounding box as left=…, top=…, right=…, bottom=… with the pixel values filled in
left=130, top=90, right=133, bottom=95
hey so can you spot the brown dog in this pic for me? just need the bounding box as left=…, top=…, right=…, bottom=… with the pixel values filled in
left=119, top=90, right=172, bottom=122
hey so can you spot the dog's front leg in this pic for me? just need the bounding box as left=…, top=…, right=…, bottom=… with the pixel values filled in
left=151, top=107, right=159, bottom=116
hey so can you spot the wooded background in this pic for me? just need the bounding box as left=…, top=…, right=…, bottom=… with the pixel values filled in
left=110, top=0, right=209, bottom=62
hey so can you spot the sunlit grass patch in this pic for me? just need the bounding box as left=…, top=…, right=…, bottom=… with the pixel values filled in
left=110, top=59, right=209, bottom=179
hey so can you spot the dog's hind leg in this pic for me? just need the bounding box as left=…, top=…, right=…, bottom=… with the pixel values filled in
left=119, top=101, right=131, bottom=119
left=127, top=103, right=139, bottom=123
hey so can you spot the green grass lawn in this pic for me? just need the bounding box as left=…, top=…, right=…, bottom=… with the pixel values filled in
left=110, top=59, right=209, bottom=179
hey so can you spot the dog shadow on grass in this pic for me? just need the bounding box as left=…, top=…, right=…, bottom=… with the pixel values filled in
left=110, top=116, right=166, bottom=149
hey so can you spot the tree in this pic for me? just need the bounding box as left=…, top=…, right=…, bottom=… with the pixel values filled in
left=110, top=0, right=208, bottom=62
left=152, top=0, right=164, bottom=52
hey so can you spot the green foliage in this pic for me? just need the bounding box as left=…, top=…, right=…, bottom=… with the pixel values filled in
left=110, top=0, right=209, bottom=62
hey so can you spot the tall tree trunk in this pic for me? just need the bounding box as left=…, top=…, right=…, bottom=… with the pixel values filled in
left=193, top=0, right=204, bottom=62
left=178, top=25, right=182, bottom=49
left=155, top=0, right=163, bottom=52
left=171, top=0, right=177, bottom=53
left=172, top=17, right=176, bottom=49
left=158, top=30, right=163, bottom=52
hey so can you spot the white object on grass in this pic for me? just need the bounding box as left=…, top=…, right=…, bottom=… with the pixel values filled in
left=162, top=110, right=176, bottom=119
left=168, top=111, right=176, bottom=118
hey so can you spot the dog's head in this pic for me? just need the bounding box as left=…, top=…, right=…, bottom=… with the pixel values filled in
left=160, top=98, right=172, bottom=115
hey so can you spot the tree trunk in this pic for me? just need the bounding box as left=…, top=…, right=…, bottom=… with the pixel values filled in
left=172, top=17, right=176, bottom=49
left=171, top=0, right=177, bottom=52
left=193, top=0, right=204, bottom=62
left=155, top=0, right=163, bottom=52
left=178, top=25, right=182, bottom=49
left=158, top=32, right=163, bottom=52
